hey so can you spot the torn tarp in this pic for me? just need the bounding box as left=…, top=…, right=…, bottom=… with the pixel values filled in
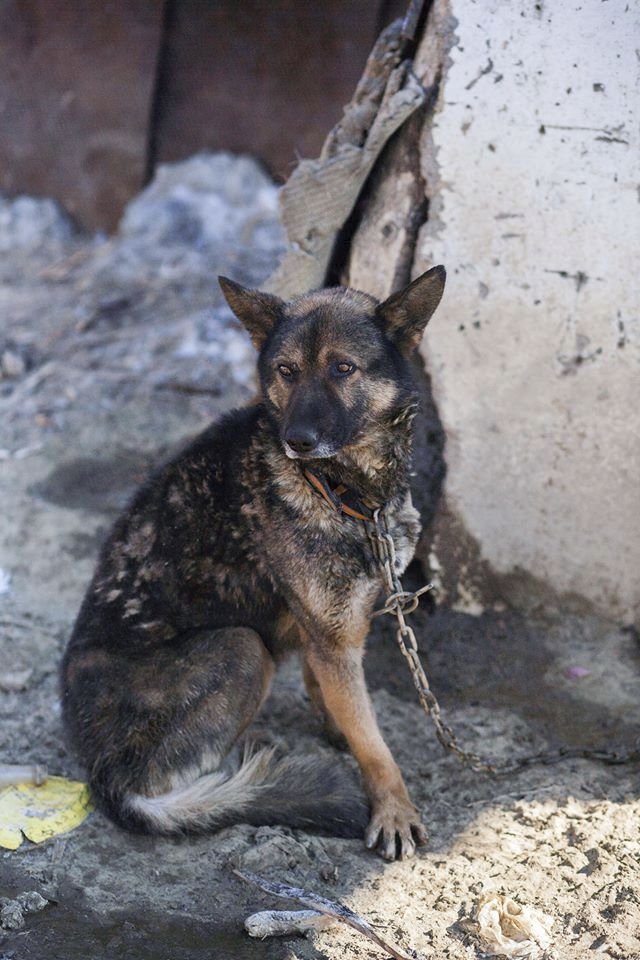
left=265, top=19, right=426, bottom=298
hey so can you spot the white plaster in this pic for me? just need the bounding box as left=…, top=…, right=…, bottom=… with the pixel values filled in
left=417, top=0, right=640, bottom=621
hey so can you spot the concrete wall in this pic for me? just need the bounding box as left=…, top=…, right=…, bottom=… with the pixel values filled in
left=415, top=0, right=640, bottom=623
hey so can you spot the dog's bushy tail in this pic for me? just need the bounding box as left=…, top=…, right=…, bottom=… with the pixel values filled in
left=99, top=746, right=369, bottom=839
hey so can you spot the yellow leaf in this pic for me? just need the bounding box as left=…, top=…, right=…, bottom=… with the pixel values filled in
left=0, top=776, right=92, bottom=849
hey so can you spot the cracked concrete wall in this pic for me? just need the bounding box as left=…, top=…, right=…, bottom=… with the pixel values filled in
left=415, top=0, right=640, bottom=623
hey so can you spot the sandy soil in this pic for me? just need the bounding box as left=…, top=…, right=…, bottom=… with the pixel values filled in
left=1, top=159, right=639, bottom=960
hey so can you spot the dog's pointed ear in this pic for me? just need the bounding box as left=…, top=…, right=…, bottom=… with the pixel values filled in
left=219, top=277, right=285, bottom=349
left=377, top=266, right=446, bottom=355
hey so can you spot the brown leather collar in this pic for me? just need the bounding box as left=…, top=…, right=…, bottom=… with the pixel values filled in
left=303, top=466, right=380, bottom=522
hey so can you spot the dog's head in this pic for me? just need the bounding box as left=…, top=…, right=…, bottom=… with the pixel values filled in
left=219, top=268, right=445, bottom=461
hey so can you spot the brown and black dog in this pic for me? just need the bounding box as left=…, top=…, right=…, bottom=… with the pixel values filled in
left=61, top=265, right=446, bottom=860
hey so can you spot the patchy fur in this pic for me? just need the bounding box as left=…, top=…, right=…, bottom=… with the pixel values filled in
left=61, top=267, right=446, bottom=859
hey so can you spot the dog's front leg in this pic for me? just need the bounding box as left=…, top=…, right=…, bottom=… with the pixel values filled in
left=305, top=644, right=427, bottom=860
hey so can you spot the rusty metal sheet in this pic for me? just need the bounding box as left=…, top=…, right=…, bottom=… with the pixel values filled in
left=0, top=0, right=163, bottom=231
left=152, top=0, right=395, bottom=182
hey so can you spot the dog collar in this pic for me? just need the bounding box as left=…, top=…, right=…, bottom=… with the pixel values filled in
left=302, top=466, right=380, bottom=522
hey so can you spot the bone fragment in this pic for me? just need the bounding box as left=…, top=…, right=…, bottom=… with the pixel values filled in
left=235, top=869, right=425, bottom=960
left=245, top=909, right=334, bottom=938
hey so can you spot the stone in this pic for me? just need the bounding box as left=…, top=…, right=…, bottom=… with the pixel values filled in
left=0, top=196, right=75, bottom=254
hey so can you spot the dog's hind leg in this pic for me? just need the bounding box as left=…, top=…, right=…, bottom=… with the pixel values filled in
left=65, top=625, right=274, bottom=833
left=65, top=624, right=368, bottom=837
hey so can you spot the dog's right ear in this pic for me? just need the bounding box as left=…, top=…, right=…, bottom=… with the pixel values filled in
left=218, top=277, right=285, bottom=349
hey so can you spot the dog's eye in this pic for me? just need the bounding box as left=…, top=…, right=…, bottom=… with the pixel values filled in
left=278, top=364, right=294, bottom=379
left=333, top=361, right=356, bottom=376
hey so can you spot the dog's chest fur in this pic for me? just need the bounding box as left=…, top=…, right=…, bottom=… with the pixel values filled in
left=74, top=403, right=419, bottom=662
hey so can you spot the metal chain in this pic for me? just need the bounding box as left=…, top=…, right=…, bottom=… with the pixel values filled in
left=367, top=508, right=640, bottom=776
left=367, top=508, right=496, bottom=773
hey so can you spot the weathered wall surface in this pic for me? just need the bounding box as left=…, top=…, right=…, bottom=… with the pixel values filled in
left=415, top=0, right=640, bottom=623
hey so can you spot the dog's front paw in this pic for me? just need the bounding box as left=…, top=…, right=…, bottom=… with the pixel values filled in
left=364, top=796, right=428, bottom=861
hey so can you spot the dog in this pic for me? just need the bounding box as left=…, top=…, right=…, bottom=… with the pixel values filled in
left=60, top=265, right=446, bottom=861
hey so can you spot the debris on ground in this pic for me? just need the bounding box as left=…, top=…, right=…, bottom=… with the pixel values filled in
left=0, top=777, right=92, bottom=850
left=245, top=909, right=334, bottom=939
left=465, top=892, right=554, bottom=959
left=0, top=763, right=47, bottom=787
left=0, top=891, right=49, bottom=931
left=236, top=869, right=424, bottom=959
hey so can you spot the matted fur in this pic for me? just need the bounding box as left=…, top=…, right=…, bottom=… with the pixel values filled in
left=61, top=268, right=445, bottom=858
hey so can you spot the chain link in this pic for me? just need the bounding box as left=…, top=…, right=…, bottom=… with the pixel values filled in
left=367, top=508, right=497, bottom=773
left=367, top=508, right=640, bottom=776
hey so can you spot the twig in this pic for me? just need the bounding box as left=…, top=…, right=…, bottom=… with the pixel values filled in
left=234, top=869, right=426, bottom=960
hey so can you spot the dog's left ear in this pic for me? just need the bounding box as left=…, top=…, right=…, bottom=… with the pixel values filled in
left=219, top=277, right=285, bottom=349
left=377, top=265, right=446, bottom=355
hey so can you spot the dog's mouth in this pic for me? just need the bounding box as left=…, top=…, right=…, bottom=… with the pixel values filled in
left=283, top=440, right=338, bottom=461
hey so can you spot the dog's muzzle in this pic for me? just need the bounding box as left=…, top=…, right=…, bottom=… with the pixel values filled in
left=283, top=430, right=337, bottom=460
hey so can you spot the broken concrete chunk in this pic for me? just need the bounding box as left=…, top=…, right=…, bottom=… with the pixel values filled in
left=0, top=891, right=49, bottom=930
left=16, top=891, right=49, bottom=914
left=0, top=899, right=25, bottom=930
left=0, top=668, right=34, bottom=692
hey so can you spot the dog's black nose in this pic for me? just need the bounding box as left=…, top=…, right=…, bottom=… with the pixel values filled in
left=285, top=427, right=319, bottom=454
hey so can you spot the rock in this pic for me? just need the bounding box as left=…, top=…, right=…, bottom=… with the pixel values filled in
left=0, top=196, right=75, bottom=253
left=0, top=899, right=24, bottom=930
left=1, top=348, right=26, bottom=379
left=0, top=341, right=35, bottom=380
left=0, top=668, right=34, bottom=691
left=16, top=891, right=49, bottom=914
left=0, top=900, right=24, bottom=930
left=0, top=891, right=49, bottom=930
left=119, top=152, right=286, bottom=263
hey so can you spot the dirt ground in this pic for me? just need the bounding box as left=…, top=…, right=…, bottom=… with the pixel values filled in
left=1, top=156, right=639, bottom=960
